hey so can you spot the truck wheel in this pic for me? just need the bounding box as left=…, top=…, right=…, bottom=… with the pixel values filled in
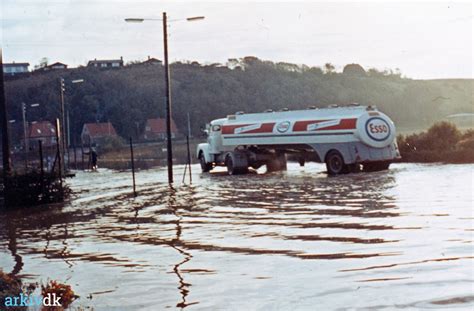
left=199, top=153, right=212, bottom=173
left=325, top=150, right=346, bottom=175
left=225, top=154, right=248, bottom=175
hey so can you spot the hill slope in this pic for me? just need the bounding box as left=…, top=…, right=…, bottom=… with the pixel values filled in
left=4, top=58, right=473, bottom=144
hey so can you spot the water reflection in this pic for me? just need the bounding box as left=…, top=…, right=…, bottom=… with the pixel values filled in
left=6, top=217, right=23, bottom=275
left=0, top=164, right=472, bottom=310
left=167, top=185, right=197, bottom=308
left=0, top=167, right=402, bottom=281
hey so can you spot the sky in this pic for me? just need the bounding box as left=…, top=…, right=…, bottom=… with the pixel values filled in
left=1, top=0, right=472, bottom=79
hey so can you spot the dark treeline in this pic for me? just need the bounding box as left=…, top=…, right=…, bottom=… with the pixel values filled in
left=398, top=122, right=474, bottom=163
left=4, top=56, right=473, bottom=145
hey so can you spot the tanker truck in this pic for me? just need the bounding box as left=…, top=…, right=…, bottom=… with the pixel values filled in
left=197, top=104, right=401, bottom=175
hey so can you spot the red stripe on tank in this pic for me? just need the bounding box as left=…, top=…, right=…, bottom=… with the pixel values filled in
left=222, top=123, right=276, bottom=135
left=221, top=124, right=250, bottom=135
left=293, top=118, right=357, bottom=132
left=292, top=119, right=331, bottom=131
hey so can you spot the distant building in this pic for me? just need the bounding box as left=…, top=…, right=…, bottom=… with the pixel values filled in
left=3, top=62, right=30, bottom=76
left=142, top=56, right=162, bottom=66
left=35, top=62, right=68, bottom=72
left=87, top=57, right=124, bottom=68
left=343, top=63, right=366, bottom=76
left=27, top=121, right=57, bottom=148
left=144, top=118, right=179, bottom=140
left=81, top=122, right=118, bottom=145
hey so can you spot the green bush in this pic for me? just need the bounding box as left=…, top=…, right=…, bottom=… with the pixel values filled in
left=397, top=122, right=473, bottom=163
left=424, top=121, right=461, bottom=150
left=398, top=121, right=461, bottom=153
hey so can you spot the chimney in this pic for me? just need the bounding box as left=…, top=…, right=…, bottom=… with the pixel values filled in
left=148, top=55, right=151, bottom=60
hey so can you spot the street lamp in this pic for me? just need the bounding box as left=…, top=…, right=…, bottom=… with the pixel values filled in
left=22, top=102, right=40, bottom=169
left=59, top=77, right=84, bottom=171
left=67, top=79, right=84, bottom=149
left=125, top=12, right=204, bottom=184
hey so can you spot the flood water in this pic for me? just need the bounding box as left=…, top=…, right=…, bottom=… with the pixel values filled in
left=1, top=163, right=473, bottom=310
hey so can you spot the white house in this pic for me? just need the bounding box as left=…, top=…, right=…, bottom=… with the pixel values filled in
left=3, top=62, right=30, bottom=75
left=87, top=57, right=124, bottom=68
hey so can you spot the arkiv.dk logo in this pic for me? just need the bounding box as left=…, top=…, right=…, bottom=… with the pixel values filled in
left=3, top=293, right=61, bottom=308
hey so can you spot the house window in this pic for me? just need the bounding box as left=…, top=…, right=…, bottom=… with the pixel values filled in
left=101, top=63, right=107, bottom=68
left=112, top=63, right=119, bottom=67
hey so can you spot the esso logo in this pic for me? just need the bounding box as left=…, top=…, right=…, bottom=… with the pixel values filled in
left=276, top=121, right=291, bottom=133
left=365, top=117, right=390, bottom=141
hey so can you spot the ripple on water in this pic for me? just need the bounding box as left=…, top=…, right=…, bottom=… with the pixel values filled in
left=0, top=163, right=472, bottom=310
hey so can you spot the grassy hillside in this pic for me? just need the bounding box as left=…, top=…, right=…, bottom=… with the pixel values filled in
left=4, top=57, right=473, bottom=146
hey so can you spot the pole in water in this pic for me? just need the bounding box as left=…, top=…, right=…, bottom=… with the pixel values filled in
left=187, top=112, right=191, bottom=138
left=59, top=78, right=67, bottom=173
left=22, top=102, right=29, bottom=170
left=73, top=144, right=77, bottom=169
left=186, top=135, right=192, bottom=184
left=163, top=11, right=174, bottom=184
left=130, top=137, right=137, bottom=197
left=38, top=140, right=44, bottom=194
left=182, top=156, right=188, bottom=184
left=38, top=140, right=44, bottom=175
left=88, top=141, right=92, bottom=170
left=182, top=135, right=192, bottom=184
left=81, top=143, right=84, bottom=170
left=54, top=118, right=63, bottom=192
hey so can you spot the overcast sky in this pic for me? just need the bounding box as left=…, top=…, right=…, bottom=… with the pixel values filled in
left=1, top=0, right=472, bottom=79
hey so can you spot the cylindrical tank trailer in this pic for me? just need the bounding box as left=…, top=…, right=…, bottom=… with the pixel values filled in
left=197, top=105, right=401, bottom=175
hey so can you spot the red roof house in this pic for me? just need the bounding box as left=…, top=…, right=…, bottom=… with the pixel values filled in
left=81, top=122, right=118, bottom=145
left=142, top=56, right=162, bottom=66
left=35, top=62, right=68, bottom=72
left=27, top=121, right=57, bottom=147
left=144, top=118, right=179, bottom=141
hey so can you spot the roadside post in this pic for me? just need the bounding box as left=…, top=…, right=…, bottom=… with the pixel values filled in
left=129, top=137, right=137, bottom=197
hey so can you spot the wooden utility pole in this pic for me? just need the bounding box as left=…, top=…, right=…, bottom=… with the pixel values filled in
left=129, top=137, right=137, bottom=197
left=54, top=119, right=63, bottom=191
left=124, top=13, right=204, bottom=183
left=38, top=140, right=44, bottom=194
left=0, top=49, right=12, bottom=185
left=21, top=102, right=29, bottom=170
left=186, top=135, right=192, bottom=184
left=163, top=12, right=174, bottom=184
left=59, top=78, right=67, bottom=172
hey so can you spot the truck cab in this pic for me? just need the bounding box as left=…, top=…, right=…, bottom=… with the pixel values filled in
left=197, top=118, right=226, bottom=172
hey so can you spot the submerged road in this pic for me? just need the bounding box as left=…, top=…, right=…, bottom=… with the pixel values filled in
left=0, top=162, right=473, bottom=310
